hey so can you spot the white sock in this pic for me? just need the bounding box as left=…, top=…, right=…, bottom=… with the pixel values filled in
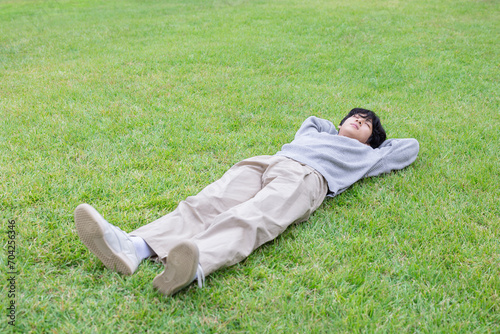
left=130, top=236, right=155, bottom=261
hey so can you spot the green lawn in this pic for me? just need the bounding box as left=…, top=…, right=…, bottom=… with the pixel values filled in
left=1, top=0, right=499, bottom=332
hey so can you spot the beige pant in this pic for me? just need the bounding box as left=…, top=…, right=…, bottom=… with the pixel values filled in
left=132, top=155, right=328, bottom=275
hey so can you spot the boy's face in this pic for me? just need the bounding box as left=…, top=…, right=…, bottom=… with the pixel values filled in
left=338, top=114, right=373, bottom=145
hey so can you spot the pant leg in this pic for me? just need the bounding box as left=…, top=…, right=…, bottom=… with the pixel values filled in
left=131, top=156, right=275, bottom=258
left=192, top=157, right=328, bottom=275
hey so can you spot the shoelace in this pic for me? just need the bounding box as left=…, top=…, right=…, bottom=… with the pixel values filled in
left=195, top=264, right=205, bottom=288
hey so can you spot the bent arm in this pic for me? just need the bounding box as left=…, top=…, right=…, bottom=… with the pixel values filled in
left=294, top=116, right=338, bottom=138
left=366, top=138, right=420, bottom=177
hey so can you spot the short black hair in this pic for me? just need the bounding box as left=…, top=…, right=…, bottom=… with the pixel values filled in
left=339, top=108, right=386, bottom=148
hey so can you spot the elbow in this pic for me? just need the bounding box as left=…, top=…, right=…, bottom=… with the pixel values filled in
left=410, top=138, right=420, bottom=154
left=407, top=138, right=420, bottom=162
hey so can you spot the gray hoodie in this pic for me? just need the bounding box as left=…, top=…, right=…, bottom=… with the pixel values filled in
left=275, top=116, right=419, bottom=197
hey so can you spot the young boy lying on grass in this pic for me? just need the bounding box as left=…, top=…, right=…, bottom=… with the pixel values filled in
left=74, top=108, right=419, bottom=296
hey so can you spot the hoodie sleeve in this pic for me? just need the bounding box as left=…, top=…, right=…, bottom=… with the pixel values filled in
left=365, top=138, right=420, bottom=177
left=293, top=116, right=338, bottom=138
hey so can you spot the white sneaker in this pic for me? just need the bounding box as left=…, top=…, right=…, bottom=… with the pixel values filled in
left=74, top=203, right=140, bottom=275
left=152, top=240, right=203, bottom=296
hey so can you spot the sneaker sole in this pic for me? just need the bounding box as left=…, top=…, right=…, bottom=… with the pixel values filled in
left=152, top=241, right=199, bottom=296
left=74, top=204, right=135, bottom=275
